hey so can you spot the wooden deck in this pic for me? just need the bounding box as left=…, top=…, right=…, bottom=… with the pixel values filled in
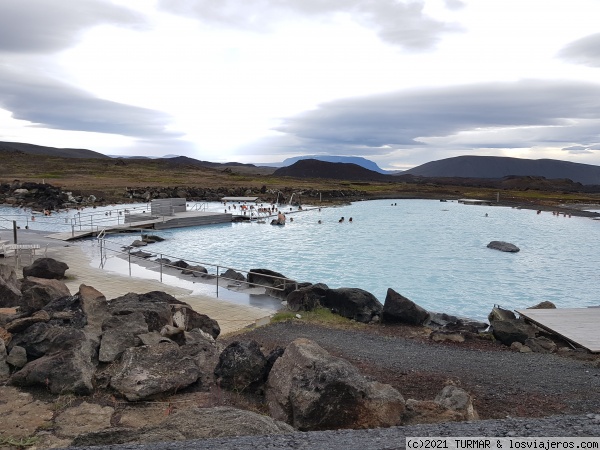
left=46, top=211, right=232, bottom=241
left=516, top=307, right=600, bottom=353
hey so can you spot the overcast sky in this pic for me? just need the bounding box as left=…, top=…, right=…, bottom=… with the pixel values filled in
left=2, top=0, right=600, bottom=170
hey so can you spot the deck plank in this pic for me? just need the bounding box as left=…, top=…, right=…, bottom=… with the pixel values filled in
left=516, top=308, right=600, bottom=353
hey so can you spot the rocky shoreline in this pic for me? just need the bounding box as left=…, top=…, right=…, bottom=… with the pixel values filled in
left=2, top=180, right=599, bottom=221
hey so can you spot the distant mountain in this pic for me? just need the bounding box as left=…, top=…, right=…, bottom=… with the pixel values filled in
left=264, top=155, right=388, bottom=173
left=160, top=156, right=260, bottom=169
left=273, top=159, right=393, bottom=181
left=404, top=155, right=600, bottom=185
left=0, top=141, right=109, bottom=159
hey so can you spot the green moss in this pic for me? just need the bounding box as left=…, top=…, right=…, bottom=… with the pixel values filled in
left=271, top=307, right=364, bottom=328
left=0, top=436, right=40, bottom=447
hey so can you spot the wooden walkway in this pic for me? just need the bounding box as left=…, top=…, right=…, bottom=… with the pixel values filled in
left=516, top=307, right=600, bottom=353
left=46, top=211, right=232, bottom=241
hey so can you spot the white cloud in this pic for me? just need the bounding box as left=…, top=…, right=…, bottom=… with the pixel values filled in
left=0, top=0, right=145, bottom=53
left=157, top=0, right=460, bottom=51
left=1, top=0, right=600, bottom=168
left=558, top=32, right=600, bottom=68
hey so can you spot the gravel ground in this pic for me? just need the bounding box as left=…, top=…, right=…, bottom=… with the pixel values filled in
left=67, top=321, right=600, bottom=450
left=69, top=414, right=600, bottom=450
left=235, top=322, right=600, bottom=418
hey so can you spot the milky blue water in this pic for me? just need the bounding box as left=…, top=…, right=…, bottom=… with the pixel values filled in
left=1, top=199, right=598, bottom=321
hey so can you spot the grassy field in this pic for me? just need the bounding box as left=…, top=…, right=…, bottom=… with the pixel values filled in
left=1, top=150, right=599, bottom=207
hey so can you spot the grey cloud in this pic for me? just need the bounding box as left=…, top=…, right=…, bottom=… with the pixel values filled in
left=0, top=0, right=145, bottom=53
left=557, top=32, right=600, bottom=67
left=0, top=66, right=182, bottom=140
left=158, top=0, right=459, bottom=51
left=562, top=146, right=592, bottom=154
left=444, top=0, right=465, bottom=10
left=562, top=144, right=600, bottom=154
left=262, top=80, right=600, bottom=157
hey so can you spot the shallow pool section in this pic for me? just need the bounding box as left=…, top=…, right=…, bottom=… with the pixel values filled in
left=84, top=199, right=599, bottom=321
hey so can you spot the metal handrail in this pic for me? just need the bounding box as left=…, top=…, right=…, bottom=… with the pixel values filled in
left=188, top=202, right=208, bottom=211
left=70, top=204, right=151, bottom=231
left=97, top=235, right=298, bottom=297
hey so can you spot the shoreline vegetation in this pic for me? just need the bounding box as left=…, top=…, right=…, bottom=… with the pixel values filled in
left=0, top=147, right=599, bottom=216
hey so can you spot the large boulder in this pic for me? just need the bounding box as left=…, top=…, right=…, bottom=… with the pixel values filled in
left=528, top=301, right=556, bottom=309
left=170, top=304, right=220, bottom=339
left=488, top=305, right=516, bottom=322
left=382, top=288, right=429, bottom=325
left=20, top=277, right=71, bottom=314
left=322, top=288, right=383, bottom=323
left=8, top=322, right=85, bottom=358
left=426, top=312, right=488, bottom=333
left=214, top=340, right=269, bottom=393
left=71, top=407, right=294, bottom=446
left=266, top=338, right=404, bottom=431
left=0, top=338, right=9, bottom=381
left=286, top=283, right=329, bottom=312
left=525, top=336, right=557, bottom=353
left=22, top=257, right=69, bottom=279
left=5, top=310, right=51, bottom=333
left=99, top=312, right=149, bottom=363
left=142, top=235, right=164, bottom=243
left=109, top=341, right=203, bottom=401
left=222, top=268, right=245, bottom=282
left=108, top=292, right=174, bottom=332
left=9, top=331, right=98, bottom=395
left=178, top=329, right=221, bottom=390
left=78, top=284, right=110, bottom=337
left=180, top=265, right=208, bottom=277
left=247, top=268, right=289, bottom=287
left=491, top=319, right=536, bottom=345
left=6, top=345, right=27, bottom=369
left=0, top=264, right=22, bottom=307
left=171, top=260, right=189, bottom=269
left=435, top=385, right=479, bottom=420
left=403, top=386, right=478, bottom=425
left=487, top=241, right=520, bottom=252
left=42, top=294, right=87, bottom=328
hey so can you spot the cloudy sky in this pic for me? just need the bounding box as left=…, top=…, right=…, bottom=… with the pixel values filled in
left=2, top=0, right=600, bottom=170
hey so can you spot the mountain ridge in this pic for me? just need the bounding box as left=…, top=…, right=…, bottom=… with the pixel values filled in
left=0, top=141, right=110, bottom=159
left=265, top=155, right=388, bottom=173
left=2, top=140, right=600, bottom=185
left=405, top=155, right=600, bottom=185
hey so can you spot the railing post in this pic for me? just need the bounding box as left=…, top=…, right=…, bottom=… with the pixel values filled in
left=216, top=266, right=219, bottom=298
left=160, top=253, right=163, bottom=283
left=128, top=249, right=131, bottom=277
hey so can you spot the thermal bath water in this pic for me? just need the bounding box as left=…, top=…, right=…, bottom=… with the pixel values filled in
left=1, top=199, right=598, bottom=321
